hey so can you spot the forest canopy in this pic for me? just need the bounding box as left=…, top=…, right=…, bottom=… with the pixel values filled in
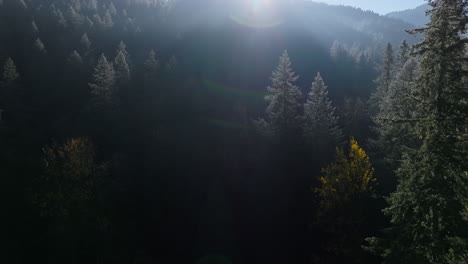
left=1, top=1, right=466, bottom=264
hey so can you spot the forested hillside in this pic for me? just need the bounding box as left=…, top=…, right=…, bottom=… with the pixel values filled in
left=386, top=4, right=430, bottom=26
left=1, top=0, right=466, bottom=264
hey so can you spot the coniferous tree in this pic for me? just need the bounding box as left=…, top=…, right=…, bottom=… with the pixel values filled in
left=144, top=49, right=159, bottom=90
left=398, top=39, right=410, bottom=67
left=109, top=2, right=117, bottom=16
left=330, top=40, right=347, bottom=60
left=71, top=0, right=81, bottom=11
left=102, top=10, right=114, bottom=28
left=114, top=50, right=130, bottom=87
left=165, top=55, right=178, bottom=73
left=303, top=72, right=343, bottom=159
left=116, top=41, right=131, bottom=68
left=34, top=38, right=47, bottom=54
left=144, top=49, right=159, bottom=74
left=87, top=0, right=97, bottom=10
left=369, top=42, right=394, bottom=116
left=2, top=57, right=19, bottom=86
left=368, top=1, right=468, bottom=263
left=257, top=50, right=302, bottom=140
left=68, top=50, right=83, bottom=64
left=89, top=54, right=116, bottom=104
left=67, top=6, right=84, bottom=26
left=81, top=33, right=91, bottom=51
left=372, top=58, right=421, bottom=171
left=31, top=20, right=38, bottom=34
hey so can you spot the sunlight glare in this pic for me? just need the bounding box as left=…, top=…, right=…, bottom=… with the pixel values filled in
left=250, top=0, right=272, bottom=14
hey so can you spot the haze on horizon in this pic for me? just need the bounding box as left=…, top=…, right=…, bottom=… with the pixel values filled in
left=315, top=0, right=426, bottom=14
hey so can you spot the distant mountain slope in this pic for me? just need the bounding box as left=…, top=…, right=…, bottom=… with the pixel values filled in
left=171, top=1, right=418, bottom=47
left=386, top=4, right=430, bottom=26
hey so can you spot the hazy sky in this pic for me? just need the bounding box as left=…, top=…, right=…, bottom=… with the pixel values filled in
left=316, top=0, right=426, bottom=14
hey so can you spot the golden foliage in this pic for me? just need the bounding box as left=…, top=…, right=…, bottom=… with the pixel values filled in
left=316, top=137, right=376, bottom=213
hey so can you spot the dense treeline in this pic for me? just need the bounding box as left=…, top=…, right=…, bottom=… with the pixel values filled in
left=1, top=0, right=466, bottom=264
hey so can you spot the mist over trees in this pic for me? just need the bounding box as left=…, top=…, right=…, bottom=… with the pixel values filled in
left=1, top=0, right=466, bottom=264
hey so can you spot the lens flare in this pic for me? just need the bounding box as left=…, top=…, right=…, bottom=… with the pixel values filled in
left=229, top=14, right=284, bottom=29
left=230, top=0, right=284, bottom=29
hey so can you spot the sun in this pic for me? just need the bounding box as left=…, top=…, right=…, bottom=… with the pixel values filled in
left=230, top=0, right=283, bottom=29
left=249, top=0, right=273, bottom=14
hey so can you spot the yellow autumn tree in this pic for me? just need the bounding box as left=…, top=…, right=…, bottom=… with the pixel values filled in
left=313, top=137, right=377, bottom=263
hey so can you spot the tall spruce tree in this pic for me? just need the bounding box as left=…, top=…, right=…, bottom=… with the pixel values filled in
left=373, top=58, right=421, bottom=171
left=303, top=72, right=343, bottom=159
left=398, top=39, right=410, bottom=67
left=2, top=57, right=19, bottom=85
left=144, top=49, right=159, bottom=74
left=369, top=43, right=395, bottom=116
left=257, top=50, right=302, bottom=141
left=114, top=50, right=130, bottom=86
left=89, top=54, right=116, bottom=104
left=116, top=41, right=131, bottom=67
left=368, top=1, right=468, bottom=263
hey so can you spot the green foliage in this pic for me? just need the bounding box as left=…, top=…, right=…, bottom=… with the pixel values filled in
left=2, top=57, right=19, bottom=85
left=89, top=53, right=116, bottom=104
left=315, top=138, right=376, bottom=262
left=144, top=49, right=159, bottom=74
left=316, top=138, right=376, bottom=212
left=369, top=42, right=395, bottom=117
left=303, top=72, right=343, bottom=157
left=114, top=50, right=130, bottom=85
left=34, top=37, right=47, bottom=53
left=370, top=1, right=468, bottom=263
left=258, top=50, right=302, bottom=140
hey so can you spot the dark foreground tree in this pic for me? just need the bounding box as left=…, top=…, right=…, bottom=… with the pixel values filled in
left=367, top=1, right=468, bottom=263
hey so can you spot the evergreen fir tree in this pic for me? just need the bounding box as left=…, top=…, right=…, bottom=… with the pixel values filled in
left=116, top=41, right=131, bottom=67
left=257, top=50, right=302, bottom=140
left=165, top=55, right=178, bottom=72
left=34, top=38, right=46, bottom=54
left=398, top=39, right=410, bottom=67
left=89, top=54, right=116, bottom=104
left=303, top=72, right=343, bottom=158
left=369, top=42, right=395, bottom=116
left=67, top=6, right=84, bottom=26
left=102, top=10, right=114, bottom=28
left=87, top=0, right=97, bottom=10
left=68, top=50, right=83, bottom=64
left=81, top=33, right=91, bottom=51
left=372, top=58, right=421, bottom=170
left=31, top=21, right=38, bottom=34
left=2, top=58, right=19, bottom=85
left=114, top=50, right=130, bottom=86
left=109, top=2, right=117, bottom=16
left=330, top=40, right=347, bottom=60
left=368, top=1, right=468, bottom=263
left=144, top=49, right=159, bottom=74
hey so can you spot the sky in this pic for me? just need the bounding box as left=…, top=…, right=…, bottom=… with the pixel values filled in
left=315, top=0, right=426, bottom=14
